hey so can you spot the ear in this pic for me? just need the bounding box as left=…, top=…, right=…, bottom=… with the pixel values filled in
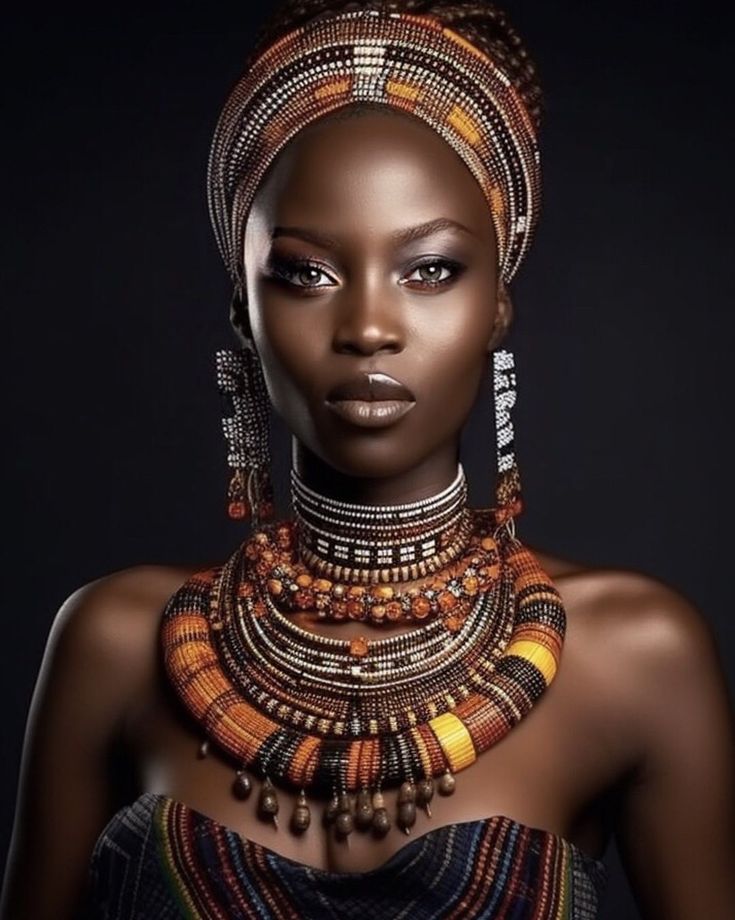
left=229, top=286, right=256, bottom=351
left=486, top=279, right=514, bottom=353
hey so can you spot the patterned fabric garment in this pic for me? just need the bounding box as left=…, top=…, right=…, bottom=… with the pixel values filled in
left=80, top=791, right=608, bottom=919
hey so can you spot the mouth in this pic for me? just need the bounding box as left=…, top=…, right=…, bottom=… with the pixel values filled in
left=325, top=372, right=416, bottom=428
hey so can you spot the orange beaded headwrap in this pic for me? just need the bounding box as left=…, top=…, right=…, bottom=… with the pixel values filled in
left=207, top=7, right=541, bottom=289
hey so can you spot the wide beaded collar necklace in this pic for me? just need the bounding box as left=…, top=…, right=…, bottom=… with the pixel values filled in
left=161, top=468, right=566, bottom=841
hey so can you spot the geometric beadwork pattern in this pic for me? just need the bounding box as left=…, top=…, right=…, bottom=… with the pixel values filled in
left=215, top=346, right=270, bottom=475
left=207, top=8, right=541, bottom=289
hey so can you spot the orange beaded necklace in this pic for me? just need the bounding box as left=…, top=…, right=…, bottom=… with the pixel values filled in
left=160, top=477, right=565, bottom=840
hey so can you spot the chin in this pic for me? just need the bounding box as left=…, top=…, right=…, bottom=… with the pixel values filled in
left=311, top=429, right=433, bottom=480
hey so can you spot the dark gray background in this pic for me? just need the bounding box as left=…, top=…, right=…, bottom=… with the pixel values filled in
left=3, top=4, right=733, bottom=917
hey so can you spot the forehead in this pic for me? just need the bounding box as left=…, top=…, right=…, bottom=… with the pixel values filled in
left=247, top=106, right=494, bottom=236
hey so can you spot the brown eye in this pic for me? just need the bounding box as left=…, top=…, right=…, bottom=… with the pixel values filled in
left=296, top=266, right=326, bottom=287
left=418, top=264, right=445, bottom=283
left=267, top=257, right=336, bottom=289
left=401, top=258, right=463, bottom=288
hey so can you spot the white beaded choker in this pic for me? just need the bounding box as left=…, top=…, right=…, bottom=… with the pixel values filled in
left=290, top=464, right=473, bottom=584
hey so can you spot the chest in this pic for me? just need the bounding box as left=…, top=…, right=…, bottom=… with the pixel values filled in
left=122, top=637, right=622, bottom=874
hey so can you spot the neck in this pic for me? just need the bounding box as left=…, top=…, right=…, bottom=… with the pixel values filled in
left=290, top=454, right=472, bottom=587
left=291, top=439, right=460, bottom=505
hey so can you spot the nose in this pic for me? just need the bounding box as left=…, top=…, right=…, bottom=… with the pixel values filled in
left=331, top=281, right=405, bottom=357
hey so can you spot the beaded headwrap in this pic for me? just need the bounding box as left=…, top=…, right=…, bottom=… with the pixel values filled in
left=207, top=7, right=541, bottom=289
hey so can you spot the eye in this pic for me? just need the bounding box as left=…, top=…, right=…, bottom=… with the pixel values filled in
left=400, top=258, right=463, bottom=289
left=267, top=257, right=336, bottom=290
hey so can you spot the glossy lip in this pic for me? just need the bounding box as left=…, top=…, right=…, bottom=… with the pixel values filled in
left=325, top=372, right=416, bottom=429
left=326, top=398, right=416, bottom=428
left=326, top=371, right=415, bottom=402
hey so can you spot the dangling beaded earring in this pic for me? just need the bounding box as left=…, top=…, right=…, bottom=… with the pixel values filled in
left=215, top=295, right=274, bottom=529
left=492, top=348, right=523, bottom=532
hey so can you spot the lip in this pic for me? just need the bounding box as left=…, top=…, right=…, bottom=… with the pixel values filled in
left=326, top=399, right=416, bottom=428
left=327, top=372, right=415, bottom=402
left=325, top=372, right=416, bottom=429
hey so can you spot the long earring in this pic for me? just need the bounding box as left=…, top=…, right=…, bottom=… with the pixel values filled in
left=492, top=348, right=523, bottom=532
left=215, top=343, right=274, bottom=530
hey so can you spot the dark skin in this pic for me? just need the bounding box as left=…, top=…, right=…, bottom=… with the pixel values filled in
left=2, top=109, right=734, bottom=920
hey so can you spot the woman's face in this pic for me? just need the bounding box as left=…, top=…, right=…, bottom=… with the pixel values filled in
left=242, top=108, right=510, bottom=480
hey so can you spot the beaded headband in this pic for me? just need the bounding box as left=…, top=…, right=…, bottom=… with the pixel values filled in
left=207, top=7, right=541, bottom=288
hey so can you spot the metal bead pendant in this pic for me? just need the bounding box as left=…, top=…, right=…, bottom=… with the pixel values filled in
left=416, top=777, right=435, bottom=816
left=334, top=793, right=354, bottom=837
left=257, top=776, right=279, bottom=827
left=397, top=780, right=417, bottom=834
left=355, top=787, right=374, bottom=830
left=371, top=790, right=391, bottom=837
left=438, top=769, right=456, bottom=796
left=232, top=769, right=252, bottom=800
left=323, top=793, right=340, bottom=826
left=290, top=790, right=311, bottom=834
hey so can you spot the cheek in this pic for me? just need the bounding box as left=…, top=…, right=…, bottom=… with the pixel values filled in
left=251, top=305, right=326, bottom=419
left=418, top=343, right=487, bottom=434
left=413, top=300, right=493, bottom=395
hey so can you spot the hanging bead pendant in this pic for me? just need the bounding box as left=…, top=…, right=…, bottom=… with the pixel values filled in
left=232, top=769, right=252, bottom=799
left=371, top=790, right=391, bottom=837
left=438, top=769, right=456, bottom=796
left=334, top=793, right=355, bottom=838
left=290, top=789, right=311, bottom=834
left=258, top=776, right=279, bottom=827
left=323, top=792, right=340, bottom=827
left=397, top=780, right=417, bottom=834
left=416, top=776, right=435, bottom=816
left=355, top=787, right=374, bottom=830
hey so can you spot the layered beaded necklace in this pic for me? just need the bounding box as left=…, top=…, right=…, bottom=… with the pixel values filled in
left=161, top=463, right=566, bottom=840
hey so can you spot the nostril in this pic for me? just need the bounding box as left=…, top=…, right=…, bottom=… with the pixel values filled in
left=332, top=323, right=403, bottom=357
left=334, top=339, right=402, bottom=357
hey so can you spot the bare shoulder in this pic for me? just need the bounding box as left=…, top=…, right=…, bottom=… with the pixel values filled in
left=531, top=544, right=730, bottom=757
left=534, top=543, right=721, bottom=671
left=47, top=562, right=213, bottom=708
left=534, top=550, right=714, bottom=652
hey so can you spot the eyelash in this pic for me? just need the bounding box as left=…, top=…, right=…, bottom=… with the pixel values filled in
left=267, top=257, right=464, bottom=291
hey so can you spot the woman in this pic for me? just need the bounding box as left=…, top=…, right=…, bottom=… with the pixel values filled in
left=2, top=1, right=734, bottom=917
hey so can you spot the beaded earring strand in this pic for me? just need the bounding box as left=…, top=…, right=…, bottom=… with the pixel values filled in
left=215, top=345, right=275, bottom=529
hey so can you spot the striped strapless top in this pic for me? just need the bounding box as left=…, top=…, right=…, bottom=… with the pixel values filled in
left=80, top=791, right=608, bottom=919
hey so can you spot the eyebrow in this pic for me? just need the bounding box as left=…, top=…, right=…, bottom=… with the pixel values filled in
left=270, top=217, right=477, bottom=249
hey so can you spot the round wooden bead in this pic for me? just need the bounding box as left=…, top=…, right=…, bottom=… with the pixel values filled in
left=258, top=778, right=279, bottom=817
left=416, top=777, right=434, bottom=805
left=416, top=777, right=434, bottom=815
left=334, top=792, right=354, bottom=836
left=355, top=789, right=374, bottom=830
left=335, top=811, right=354, bottom=836
left=290, top=792, right=311, bottom=834
left=371, top=807, right=391, bottom=837
left=438, top=769, right=456, bottom=796
left=323, top=794, right=340, bottom=825
left=397, top=801, right=417, bottom=832
left=232, top=770, right=252, bottom=799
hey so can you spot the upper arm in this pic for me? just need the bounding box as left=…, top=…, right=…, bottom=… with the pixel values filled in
left=0, top=567, right=168, bottom=920
left=612, top=577, right=735, bottom=920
